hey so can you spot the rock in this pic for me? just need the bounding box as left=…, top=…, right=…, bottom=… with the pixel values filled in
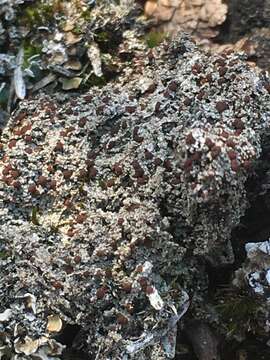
left=144, top=0, right=228, bottom=38
left=226, top=0, right=270, bottom=42
left=185, top=321, right=220, bottom=360
left=0, top=34, right=269, bottom=359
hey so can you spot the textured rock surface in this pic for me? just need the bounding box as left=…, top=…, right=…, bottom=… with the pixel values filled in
left=0, top=35, right=270, bottom=359
left=226, top=0, right=270, bottom=41
left=144, top=0, right=227, bottom=38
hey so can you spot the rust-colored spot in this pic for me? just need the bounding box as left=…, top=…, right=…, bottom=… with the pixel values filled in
left=186, top=133, right=195, bottom=145
left=231, top=159, right=240, bottom=172
left=25, top=135, right=33, bottom=143
left=168, top=80, right=178, bottom=91
left=88, top=166, right=97, bottom=179
left=125, top=106, right=136, bottom=114
left=219, top=66, right=228, bottom=76
left=138, top=276, right=148, bottom=291
left=51, top=281, right=64, bottom=290
left=73, top=255, right=81, bottom=264
left=96, top=286, right=107, bottom=300
left=112, top=163, right=123, bottom=176
left=163, top=159, right=172, bottom=172
left=184, top=97, right=192, bottom=106
left=145, top=285, right=155, bottom=295
left=211, top=145, right=221, bottom=158
left=8, top=139, right=17, bottom=149
left=12, top=180, right=21, bottom=189
left=137, top=176, right=149, bottom=186
left=78, top=117, right=87, bottom=128
left=25, top=147, right=33, bottom=154
left=192, top=63, right=202, bottom=74
left=37, top=175, right=47, bottom=186
left=183, top=158, right=193, bottom=171
left=49, top=179, right=57, bottom=190
left=227, top=150, right=237, bottom=160
left=2, top=164, right=12, bottom=176
left=28, top=184, right=38, bottom=195
left=117, top=314, right=128, bottom=325
left=76, top=213, right=87, bottom=224
left=54, top=141, right=64, bottom=151
left=233, top=118, right=245, bottom=130
left=63, top=169, right=73, bottom=180
left=216, top=101, right=229, bottom=113
left=226, top=138, right=235, bottom=148
left=121, top=281, right=132, bottom=293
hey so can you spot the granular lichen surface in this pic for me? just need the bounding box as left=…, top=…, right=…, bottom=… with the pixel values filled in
left=0, top=36, right=269, bottom=359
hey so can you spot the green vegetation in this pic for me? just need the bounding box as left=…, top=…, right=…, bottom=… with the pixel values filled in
left=215, top=288, right=262, bottom=337
left=145, top=31, right=167, bottom=48
left=84, top=74, right=107, bottom=88
left=0, top=250, right=8, bottom=260
left=0, top=85, right=9, bottom=108
left=81, top=9, right=93, bottom=22
left=22, top=40, right=42, bottom=68
left=31, top=206, right=40, bottom=225
left=19, top=0, right=60, bottom=28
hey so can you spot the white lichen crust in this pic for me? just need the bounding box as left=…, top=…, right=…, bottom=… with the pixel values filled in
left=0, top=35, right=270, bottom=359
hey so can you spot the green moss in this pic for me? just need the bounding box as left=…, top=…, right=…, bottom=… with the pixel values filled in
left=215, top=288, right=262, bottom=337
left=85, top=74, right=107, bottom=88
left=0, top=251, right=8, bottom=260
left=145, top=31, right=167, bottom=48
left=0, top=86, right=9, bottom=108
left=81, top=9, right=93, bottom=22
left=73, top=24, right=83, bottom=35
left=94, top=28, right=123, bottom=53
left=95, top=31, right=110, bottom=44
left=19, top=0, right=60, bottom=28
left=22, top=40, right=42, bottom=68
left=31, top=206, right=40, bottom=225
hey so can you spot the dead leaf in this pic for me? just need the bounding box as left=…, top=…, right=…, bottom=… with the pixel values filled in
left=60, top=77, right=82, bottom=90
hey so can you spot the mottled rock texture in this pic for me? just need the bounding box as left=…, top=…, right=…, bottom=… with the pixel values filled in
left=144, top=0, right=227, bottom=38
left=0, top=35, right=270, bottom=359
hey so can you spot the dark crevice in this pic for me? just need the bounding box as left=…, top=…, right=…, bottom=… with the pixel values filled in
left=54, top=325, right=90, bottom=360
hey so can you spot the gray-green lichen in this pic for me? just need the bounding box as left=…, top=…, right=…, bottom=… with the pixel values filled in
left=0, top=35, right=270, bottom=359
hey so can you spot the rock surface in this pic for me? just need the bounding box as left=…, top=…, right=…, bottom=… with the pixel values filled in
left=144, top=0, right=227, bottom=38
left=0, top=35, right=270, bottom=359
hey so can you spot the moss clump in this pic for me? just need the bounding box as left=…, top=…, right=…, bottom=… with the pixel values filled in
left=84, top=74, right=107, bottom=88
left=145, top=31, right=167, bottom=48
left=81, top=9, right=93, bottom=22
left=0, top=251, right=8, bottom=260
left=22, top=40, right=42, bottom=68
left=215, top=288, right=262, bottom=338
left=94, top=29, right=123, bottom=53
left=0, top=86, right=9, bottom=108
left=31, top=206, right=40, bottom=226
left=19, top=0, right=61, bottom=28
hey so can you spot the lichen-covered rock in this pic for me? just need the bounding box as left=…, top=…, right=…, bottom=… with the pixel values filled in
left=216, top=239, right=270, bottom=341
left=0, top=35, right=270, bottom=359
left=234, top=240, right=270, bottom=296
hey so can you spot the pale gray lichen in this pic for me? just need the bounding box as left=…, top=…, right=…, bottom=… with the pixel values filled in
left=0, top=35, right=270, bottom=359
left=234, top=240, right=270, bottom=295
